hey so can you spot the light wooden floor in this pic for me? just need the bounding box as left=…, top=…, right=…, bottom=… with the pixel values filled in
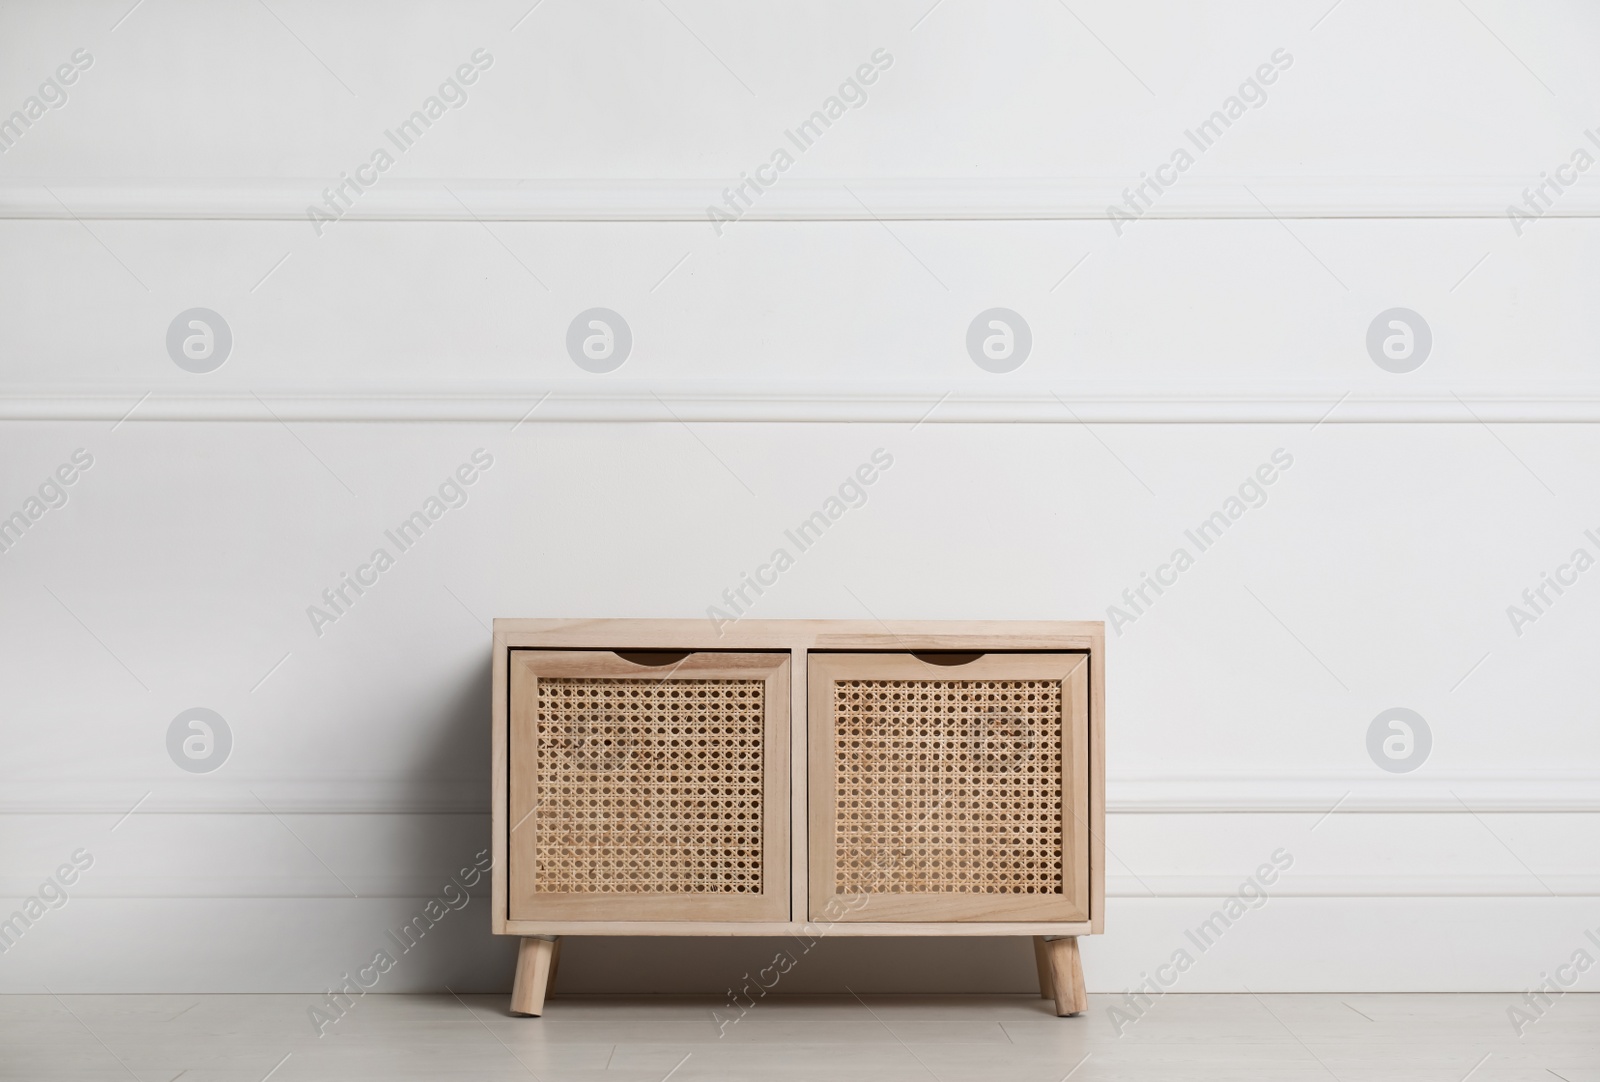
left=2, top=993, right=1596, bottom=1081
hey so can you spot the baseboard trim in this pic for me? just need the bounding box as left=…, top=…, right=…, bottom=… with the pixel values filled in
left=2, top=895, right=1589, bottom=992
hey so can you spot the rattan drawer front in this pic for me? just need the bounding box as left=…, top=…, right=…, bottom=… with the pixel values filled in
left=808, top=653, right=1089, bottom=922
left=509, top=650, right=790, bottom=921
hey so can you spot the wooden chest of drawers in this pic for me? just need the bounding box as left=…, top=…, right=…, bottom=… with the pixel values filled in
left=491, top=620, right=1104, bottom=1016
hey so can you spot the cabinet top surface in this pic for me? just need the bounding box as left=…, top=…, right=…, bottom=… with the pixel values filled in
left=491, top=618, right=1105, bottom=651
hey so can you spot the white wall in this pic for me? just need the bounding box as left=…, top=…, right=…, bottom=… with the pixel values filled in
left=2, top=0, right=1598, bottom=996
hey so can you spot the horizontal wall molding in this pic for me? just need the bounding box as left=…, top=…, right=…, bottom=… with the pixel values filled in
left=0, top=781, right=485, bottom=817
left=1110, top=875, right=1600, bottom=898
left=0, top=874, right=485, bottom=901
left=2, top=178, right=1597, bottom=222
left=9, top=382, right=1600, bottom=424
left=1109, top=774, right=1600, bottom=814
left=6, top=774, right=1597, bottom=816
left=4, top=874, right=1591, bottom=901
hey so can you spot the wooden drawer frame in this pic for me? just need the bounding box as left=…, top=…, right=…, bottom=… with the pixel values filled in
left=808, top=652, right=1090, bottom=923
left=507, top=649, right=791, bottom=922
left=493, top=619, right=1104, bottom=939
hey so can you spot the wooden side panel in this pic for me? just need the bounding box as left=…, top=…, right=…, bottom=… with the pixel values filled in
left=1089, top=625, right=1106, bottom=934
left=1065, top=658, right=1090, bottom=918
left=491, top=629, right=509, bottom=935
left=791, top=647, right=809, bottom=930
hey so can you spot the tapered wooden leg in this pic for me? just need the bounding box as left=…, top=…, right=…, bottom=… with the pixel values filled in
left=1043, top=936, right=1087, bottom=1017
left=1032, top=937, right=1054, bottom=999
left=510, top=936, right=558, bottom=1017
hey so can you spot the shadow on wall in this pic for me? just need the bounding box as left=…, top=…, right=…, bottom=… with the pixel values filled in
left=361, top=653, right=517, bottom=993
left=554, top=936, right=1039, bottom=996
left=419, top=651, right=495, bottom=798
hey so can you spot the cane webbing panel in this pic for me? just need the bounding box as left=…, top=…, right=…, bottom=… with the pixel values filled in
left=534, top=677, right=764, bottom=894
left=833, top=679, right=1063, bottom=894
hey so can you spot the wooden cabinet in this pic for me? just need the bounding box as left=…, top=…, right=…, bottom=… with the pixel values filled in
left=492, top=621, right=1104, bottom=1018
